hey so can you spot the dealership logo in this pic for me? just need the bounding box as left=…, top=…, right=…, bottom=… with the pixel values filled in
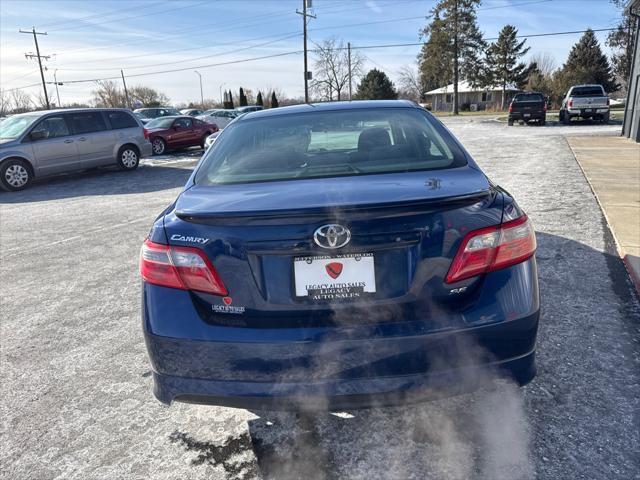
left=325, top=262, right=343, bottom=279
left=313, top=224, right=351, bottom=249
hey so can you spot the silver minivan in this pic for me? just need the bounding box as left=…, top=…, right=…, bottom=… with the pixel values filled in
left=0, top=108, right=152, bottom=191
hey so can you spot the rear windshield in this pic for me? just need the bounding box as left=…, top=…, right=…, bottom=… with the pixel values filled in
left=195, top=107, right=467, bottom=185
left=513, top=93, right=544, bottom=102
left=146, top=118, right=174, bottom=128
left=571, top=86, right=605, bottom=97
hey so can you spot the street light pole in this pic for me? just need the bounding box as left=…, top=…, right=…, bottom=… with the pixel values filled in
left=194, top=70, right=203, bottom=108
left=54, top=69, right=61, bottom=107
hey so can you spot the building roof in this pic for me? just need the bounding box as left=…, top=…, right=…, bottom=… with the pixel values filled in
left=425, top=81, right=519, bottom=95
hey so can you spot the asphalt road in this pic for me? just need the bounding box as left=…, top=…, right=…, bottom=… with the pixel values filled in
left=1, top=117, right=638, bottom=480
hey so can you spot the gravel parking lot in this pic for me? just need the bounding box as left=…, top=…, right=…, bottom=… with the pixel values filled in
left=1, top=116, right=638, bottom=480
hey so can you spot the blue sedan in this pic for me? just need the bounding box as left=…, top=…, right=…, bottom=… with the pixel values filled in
left=140, top=100, right=539, bottom=410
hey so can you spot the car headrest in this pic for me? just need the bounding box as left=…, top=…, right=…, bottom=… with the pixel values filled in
left=358, top=127, right=391, bottom=152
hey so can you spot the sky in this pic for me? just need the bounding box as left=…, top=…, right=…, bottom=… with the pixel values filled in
left=0, top=0, right=623, bottom=106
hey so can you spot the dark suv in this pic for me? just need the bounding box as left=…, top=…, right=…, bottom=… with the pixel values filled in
left=508, top=92, right=547, bottom=126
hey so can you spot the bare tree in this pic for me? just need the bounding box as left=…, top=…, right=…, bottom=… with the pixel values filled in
left=129, top=85, right=170, bottom=107
left=11, top=90, right=33, bottom=113
left=92, top=80, right=126, bottom=108
left=529, top=52, right=557, bottom=77
left=0, top=89, right=9, bottom=116
left=397, top=64, right=425, bottom=102
left=310, top=37, right=364, bottom=101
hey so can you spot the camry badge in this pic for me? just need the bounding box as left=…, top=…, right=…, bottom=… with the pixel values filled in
left=314, top=224, right=351, bottom=249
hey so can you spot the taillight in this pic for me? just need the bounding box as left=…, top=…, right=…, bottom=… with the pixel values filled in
left=508, top=104, right=513, bottom=113
left=568, top=100, right=573, bottom=108
left=140, top=238, right=228, bottom=295
left=143, top=128, right=150, bottom=140
left=445, top=215, right=536, bottom=283
left=606, top=98, right=610, bottom=106
left=543, top=102, right=547, bottom=112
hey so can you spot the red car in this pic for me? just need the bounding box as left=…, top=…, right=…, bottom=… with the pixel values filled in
left=144, top=116, right=218, bottom=155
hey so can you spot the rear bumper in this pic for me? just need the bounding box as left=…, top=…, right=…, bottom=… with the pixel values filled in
left=153, top=349, right=536, bottom=411
left=509, top=112, right=545, bottom=121
left=567, top=108, right=609, bottom=117
left=145, top=308, right=539, bottom=410
left=140, top=142, right=153, bottom=158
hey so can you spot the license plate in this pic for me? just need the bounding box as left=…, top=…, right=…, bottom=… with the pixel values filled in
left=523, top=113, right=531, bottom=118
left=294, top=253, right=376, bottom=299
left=585, top=109, right=594, bottom=113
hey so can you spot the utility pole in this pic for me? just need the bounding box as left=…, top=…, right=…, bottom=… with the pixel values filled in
left=347, top=42, right=352, bottom=101
left=121, top=70, right=131, bottom=109
left=296, top=0, right=316, bottom=103
left=20, top=27, right=50, bottom=110
left=53, top=69, right=61, bottom=107
left=194, top=70, right=204, bottom=108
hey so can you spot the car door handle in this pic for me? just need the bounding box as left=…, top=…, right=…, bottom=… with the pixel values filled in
left=78, top=137, right=87, bottom=141
left=64, top=139, right=74, bottom=143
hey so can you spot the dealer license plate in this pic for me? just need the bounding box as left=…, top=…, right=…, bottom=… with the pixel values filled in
left=294, top=253, right=376, bottom=299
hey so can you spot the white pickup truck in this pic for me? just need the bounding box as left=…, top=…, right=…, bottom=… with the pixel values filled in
left=559, top=84, right=610, bottom=124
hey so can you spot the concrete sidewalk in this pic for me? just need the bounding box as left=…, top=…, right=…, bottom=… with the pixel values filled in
left=567, top=135, right=640, bottom=293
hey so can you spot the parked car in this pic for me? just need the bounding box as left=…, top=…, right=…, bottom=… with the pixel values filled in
left=134, top=112, right=150, bottom=125
left=144, top=116, right=218, bottom=155
left=134, top=107, right=181, bottom=120
left=140, top=100, right=539, bottom=410
left=559, top=84, right=610, bottom=124
left=180, top=109, right=204, bottom=117
left=197, top=109, right=240, bottom=129
left=235, top=105, right=264, bottom=113
left=508, top=92, right=547, bottom=126
left=203, top=130, right=221, bottom=149
left=203, top=112, right=247, bottom=149
left=0, top=108, right=151, bottom=191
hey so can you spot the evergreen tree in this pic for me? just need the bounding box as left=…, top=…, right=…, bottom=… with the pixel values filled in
left=483, top=25, right=531, bottom=109
left=228, top=90, right=234, bottom=109
left=607, top=0, right=637, bottom=92
left=271, top=91, right=279, bottom=108
left=239, top=87, right=248, bottom=106
left=355, top=69, right=398, bottom=100
left=418, top=0, right=486, bottom=114
left=256, top=91, right=264, bottom=106
left=418, top=13, right=452, bottom=93
left=557, top=29, right=619, bottom=94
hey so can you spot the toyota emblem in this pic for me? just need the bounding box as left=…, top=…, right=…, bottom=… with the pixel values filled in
left=314, top=224, right=351, bottom=249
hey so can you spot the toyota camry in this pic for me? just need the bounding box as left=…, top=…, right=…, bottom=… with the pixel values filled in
left=141, top=100, right=539, bottom=410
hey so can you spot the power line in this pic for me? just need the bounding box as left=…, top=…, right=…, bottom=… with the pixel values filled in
left=38, top=1, right=166, bottom=28
left=46, top=0, right=407, bottom=59
left=47, top=0, right=210, bottom=32
left=6, top=26, right=619, bottom=92
left=55, top=32, right=302, bottom=72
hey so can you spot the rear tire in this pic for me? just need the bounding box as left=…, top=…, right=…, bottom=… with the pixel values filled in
left=151, top=137, right=167, bottom=155
left=117, top=145, right=139, bottom=171
left=539, top=118, right=546, bottom=126
left=561, top=111, right=570, bottom=125
left=200, top=132, right=211, bottom=149
left=603, top=112, right=610, bottom=124
left=0, top=158, right=32, bottom=192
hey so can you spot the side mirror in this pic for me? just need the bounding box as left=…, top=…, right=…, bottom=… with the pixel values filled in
left=29, top=130, right=47, bottom=141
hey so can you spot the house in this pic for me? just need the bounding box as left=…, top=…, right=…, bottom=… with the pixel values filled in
left=423, top=81, right=520, bottom=112
left=623, top=0, right=640, bottom=142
